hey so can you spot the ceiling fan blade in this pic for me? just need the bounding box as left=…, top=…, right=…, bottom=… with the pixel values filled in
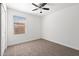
left=32, top=8, right=38, bottom=11
left=40, top=3, right=47, bottom=7
left=42, top=8, right=49, bottom=10
left=32, top=3, right=39, bottom=7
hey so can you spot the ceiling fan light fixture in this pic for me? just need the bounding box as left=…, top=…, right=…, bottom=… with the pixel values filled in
left=32, top=3, right=49, bottom=13
left=40, top=11, right=42, bottom=13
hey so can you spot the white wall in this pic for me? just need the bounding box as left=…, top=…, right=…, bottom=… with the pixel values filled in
left=42, top=4, right=79, bottom=50
left=7, top=8, right=41, bottom=46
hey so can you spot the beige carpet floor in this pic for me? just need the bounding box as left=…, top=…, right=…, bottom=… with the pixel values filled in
left=4, top=39, right=79, bottom=56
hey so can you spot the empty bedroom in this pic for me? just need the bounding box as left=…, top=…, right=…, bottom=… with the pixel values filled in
left=1, top=3, right=79, bottom=56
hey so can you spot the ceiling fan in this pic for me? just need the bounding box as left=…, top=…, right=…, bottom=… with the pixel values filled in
left=32, top=3, right=50, bottom=13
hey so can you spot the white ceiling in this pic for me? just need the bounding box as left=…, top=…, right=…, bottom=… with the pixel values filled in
left=7, top=3, right=78, bottom=16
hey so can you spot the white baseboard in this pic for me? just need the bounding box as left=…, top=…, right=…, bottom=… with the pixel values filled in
left=8, top=38, right=41, bottom=47
left=7, top=37, right=79, bottom=51
left=42, top=37, right=79, bottom=51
